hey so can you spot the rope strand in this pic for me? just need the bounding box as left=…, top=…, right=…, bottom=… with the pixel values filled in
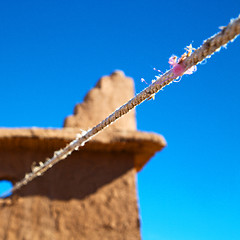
left=1, top=15, right=240, bottom=198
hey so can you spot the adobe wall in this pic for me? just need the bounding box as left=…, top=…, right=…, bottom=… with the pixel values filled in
left=0, top=71, right=166, bottom=240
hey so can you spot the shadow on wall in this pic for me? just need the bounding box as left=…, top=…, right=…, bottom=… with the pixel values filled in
left=0, top=148, right=135, bottom=201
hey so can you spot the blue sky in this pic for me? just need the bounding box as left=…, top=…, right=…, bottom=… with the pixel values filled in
left=0, top=1, right=240, bottom=239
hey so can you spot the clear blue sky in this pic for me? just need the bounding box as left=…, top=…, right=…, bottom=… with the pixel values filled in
left=0, top=1, right=240, bottom=239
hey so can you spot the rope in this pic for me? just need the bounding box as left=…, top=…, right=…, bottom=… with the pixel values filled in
left=1, top=15, right=240, bottom=198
